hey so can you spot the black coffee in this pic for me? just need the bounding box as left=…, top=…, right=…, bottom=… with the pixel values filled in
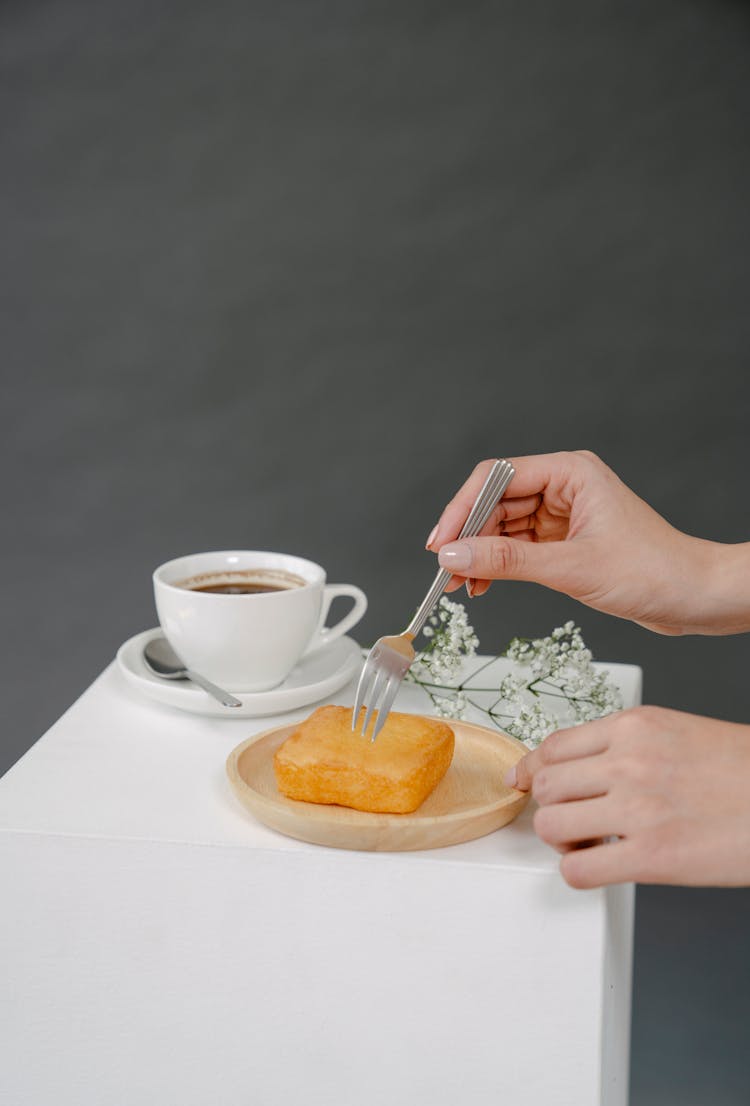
left=191, top=581, right=287, bottom=595
left=177, top=570, right=305, bottom=595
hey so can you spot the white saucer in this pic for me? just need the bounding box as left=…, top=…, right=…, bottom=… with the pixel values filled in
left=116, top=629, right=363, bottom=718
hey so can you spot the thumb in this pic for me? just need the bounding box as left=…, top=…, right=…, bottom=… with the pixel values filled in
left=437, top=535, right=576, bottom=591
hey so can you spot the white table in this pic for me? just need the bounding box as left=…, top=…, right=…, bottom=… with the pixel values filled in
left=0, top=656, right=641, bottom=1106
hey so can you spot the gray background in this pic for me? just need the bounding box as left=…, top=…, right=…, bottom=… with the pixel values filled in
left=2, top=1, right=749, bottom=1102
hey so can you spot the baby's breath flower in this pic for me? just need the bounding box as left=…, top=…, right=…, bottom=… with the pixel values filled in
left=505, top=703, right=558, bottom=749
left=432, top=691, right=467, bottom=720
left=409, top=596, right=479, bottom=686
left=498, top=674, right=524, bottom=701
left=405, top=603, right=622, bottom=749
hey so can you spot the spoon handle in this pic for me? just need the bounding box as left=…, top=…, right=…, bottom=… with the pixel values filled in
left=185, top=669, right=243, bottom=709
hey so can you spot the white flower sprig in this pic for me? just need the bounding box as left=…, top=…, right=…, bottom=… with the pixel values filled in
left=405, top=598, right=623, bottom=748
left=409, top=597, right=479, bottom=721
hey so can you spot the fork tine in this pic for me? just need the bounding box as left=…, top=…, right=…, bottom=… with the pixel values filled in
left=351, top=651, right=375, bottom=724
left=369, top=674, right=401, bottom=743
left=360, top=665, right=386, bottom=737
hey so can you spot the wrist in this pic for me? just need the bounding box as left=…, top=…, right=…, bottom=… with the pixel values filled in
left=691, top=539, right=750, bottom=635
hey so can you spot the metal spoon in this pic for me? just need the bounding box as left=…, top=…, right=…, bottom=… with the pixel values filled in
left=143, top=636, right=242, bottom=709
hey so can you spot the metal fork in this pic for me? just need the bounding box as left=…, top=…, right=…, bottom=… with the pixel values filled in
left=352, top=459, right=515, bottom=742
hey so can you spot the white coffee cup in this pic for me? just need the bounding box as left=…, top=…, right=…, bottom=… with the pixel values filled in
left=153, top=550, right=367, bottom=693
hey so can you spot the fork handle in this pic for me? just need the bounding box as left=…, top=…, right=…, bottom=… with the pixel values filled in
left=404, top=459, right=515, bottom=638
left=405, top=568, right=454, bottom=637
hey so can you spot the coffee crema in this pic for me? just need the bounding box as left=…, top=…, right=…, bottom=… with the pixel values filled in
left=176, top=569, right=306, bottom=595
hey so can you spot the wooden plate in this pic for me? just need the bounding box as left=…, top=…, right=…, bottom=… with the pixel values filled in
left=226, top=718, right=530, bottom=851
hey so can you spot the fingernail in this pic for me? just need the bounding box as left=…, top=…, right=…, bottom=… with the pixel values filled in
left=503, top=765, right=517, bottom=788
left=438, top=542, right=472, bottom=571
left=466, top=578, right=476, bottom=598
left=425, top=524, right=439, bottom=550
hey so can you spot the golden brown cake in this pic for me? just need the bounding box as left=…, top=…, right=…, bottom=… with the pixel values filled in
left=273, top=705, right=455, bottom=814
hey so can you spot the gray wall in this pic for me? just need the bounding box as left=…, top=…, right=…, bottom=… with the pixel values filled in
left=2, top=2, right=749, bottom=1102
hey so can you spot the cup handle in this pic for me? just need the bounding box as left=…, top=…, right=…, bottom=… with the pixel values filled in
left=304, top=584, right=368, bottom=655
